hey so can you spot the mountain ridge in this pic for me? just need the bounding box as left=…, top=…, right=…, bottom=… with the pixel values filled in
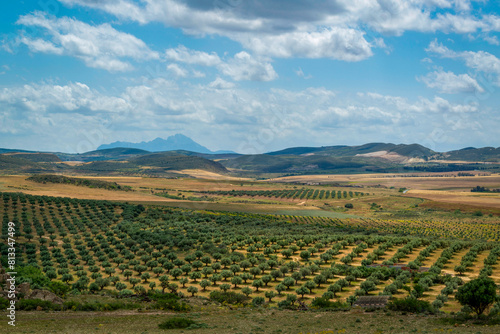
left=97, top=134, right=235, bottom=154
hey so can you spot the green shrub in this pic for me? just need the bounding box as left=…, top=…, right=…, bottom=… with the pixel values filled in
left=18, top=299, right=62, bottom=311
left=344, top=203, right=354, bottom=209
left=388, top=297, right=435, bottom=314
left=158, top=317, right=196, bottom=329
left=47, top=280, right=70, bottom=297
left=252, top=296, right=265, bottom=307
left=209, top=291, right=249, bottom=305
left=62, top=300, right=140, bottom=311
left=148, top=292, right=191, bottom=311
left=311, top=296, right=349, bottom=310
left=0, top=297, right=9, bottom=309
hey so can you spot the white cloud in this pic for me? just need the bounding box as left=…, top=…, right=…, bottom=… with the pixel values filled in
left=166, top=63, right=188, bottom=78
left=16, top=12, right=159, bottom=72
left=208, top=77, right=235, bottom=90
left=60, top=0, right=500, bottom=63
left=218, top=51, right=277, bottom=81
left=426, top=39, right=500, bottom=85
left=239, top=27, right=373, bottom=61
left=165, top=45, right=221, bottom=66
left=164, top=45, right=277, bottom=81
left=418, top=70, right=484, bottom=93
left=0, top=79, right=490, bottom=152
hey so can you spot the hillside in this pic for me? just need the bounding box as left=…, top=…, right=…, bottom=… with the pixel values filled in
left=222, top=154, right=387, bottom=174
left=0, top=154, right=62, bottom=173
left=129, top=153, right=228, bottom=173
left=57, top=147, right=151, bottom=162
left=267, top=143, right=435, bottom=159
left=2, top=152, right=62, bottom=162
left=443, top=147, right=500, bottom=162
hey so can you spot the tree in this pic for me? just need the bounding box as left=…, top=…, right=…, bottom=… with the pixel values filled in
left=261, top=275, right=272, bottom=286
left=187, top=286, right=198, bottom=297
left=129, top=278, right=140, bottom=288
left=241, top=287, right=253, bottom=297
left=189, top=271, right=202, bottom=282
left=199, top=279, right=210, bottom=291
left=180, top=277, right=189, bottom=288
left=231, top=276, right=243, bottom=288
left=275, top=283, right=286, bottom=295
left=220, top=283, right=231, bottom=292
left=265, top=291, right=276, bottom=302
left=304, top=281, right=316, bottom=294
left=283, top=277, right=295, bottom=290
left=141, top=272, right=151, bottom=283
left=252, top=279, right=264, bottom=292
left=328, top=283, right=341, bottom=297
left=313, top=274, right=327, bottom=288
left=455, top=277, right=498, bottom=317
left=454, top=265, right=467, bottom=276
left=295, top=286, right=308, bottom=299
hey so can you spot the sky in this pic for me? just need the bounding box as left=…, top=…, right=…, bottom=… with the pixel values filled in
left=0, top=0, right=499, bottom=154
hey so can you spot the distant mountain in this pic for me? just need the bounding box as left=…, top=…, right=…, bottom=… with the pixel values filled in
left=97, top=134, right=233, bottom=154
left=443, top=147, right=500, bottom=162
left=266, top=143, right=435, bottom=159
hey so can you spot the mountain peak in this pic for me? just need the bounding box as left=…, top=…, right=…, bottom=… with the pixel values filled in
left=97, top=134, right=214, bottom=154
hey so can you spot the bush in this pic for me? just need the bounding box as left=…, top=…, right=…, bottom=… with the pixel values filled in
left=158, top=317, right=196, bottom=329
left=148, top=293, right=191, bottom=311
left=344, top=203, right=354, bottom=209
left=209, top=291, right=249, bottom=305
left=47, top=280, right=70, bottom=297
left=62, top=300, right=139, bottom=311
left=455, top=276, right=498, bottom=316
left=388, top=297, right=435, bottom=314
left=311, top=296, right=349, bottom=310
left=18, top=299, right=62, bottom=311
left=0, top=297, right=9, bottom=309
left=252, top=296, right=265, bottom=307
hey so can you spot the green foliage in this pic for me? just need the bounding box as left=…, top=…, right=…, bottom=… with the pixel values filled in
left=18, top=299, right=62, bottom=311
left=310, top=297, right=349, bottom=310
left=16, top=265, right=50, bottom=289
left=455, top=277, right=498, bottom=316
left=158, top=317, right=196, bottom=329
left=47, top=280, right=71, bottom=297
left=62, top=300, right=140, bottom=311
left=27, top=174, right=132, bottom=191
left=148, top=293, right=191, bottom=311
left=209, top=291, right=250, bottom=305
left=0, top=297, right=10, bottom=309
left=388, top=297, right=436, bottom=314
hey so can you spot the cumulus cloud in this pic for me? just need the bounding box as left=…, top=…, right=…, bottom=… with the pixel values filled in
left=239, top=27, right=373, bottom=61
left=418, top=70, right=484, bottom=93
left=218, top=52, right=277, bottom=81
left=15, top=12, right=159, bottom=72
left=164, top=45, right=277, bottom=81
left=166, top=63, right=188, bottom=78
left=208, top=77, right=235, bottom=90
left=1, top=78, right=486, bottom=152
left=426, top=39, right=500, bottom=85
left=165, top=45, right=221, bottom=66
left=58, top=0, right=500, bottom=63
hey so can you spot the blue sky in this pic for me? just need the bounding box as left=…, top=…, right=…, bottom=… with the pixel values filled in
left=1, top=0, right=499, bottom=153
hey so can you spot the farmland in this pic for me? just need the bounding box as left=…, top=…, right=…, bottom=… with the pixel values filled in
left=1, top=171, right=500, bottom=333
